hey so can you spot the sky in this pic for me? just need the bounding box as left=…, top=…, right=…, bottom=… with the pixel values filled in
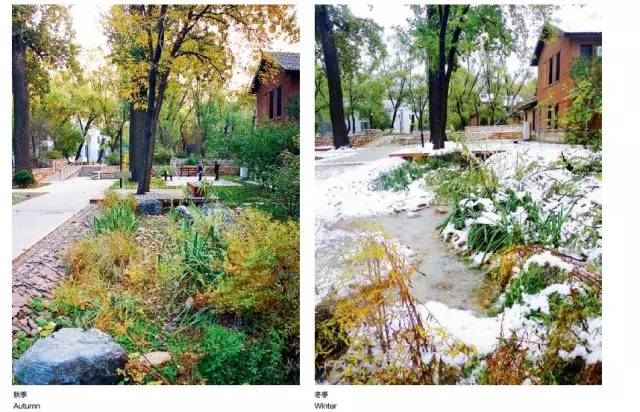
left=349, top=3, right=602, bottom=74
left=69, top=4, right=299, bottom=91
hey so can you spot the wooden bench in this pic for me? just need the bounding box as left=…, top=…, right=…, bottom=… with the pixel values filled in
left=179, top=166, right=198, bottom=176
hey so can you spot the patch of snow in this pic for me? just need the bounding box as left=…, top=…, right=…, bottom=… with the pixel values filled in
left=523, top=251, right=574, bottom=273
left=316, top=157, right=435, bottom=221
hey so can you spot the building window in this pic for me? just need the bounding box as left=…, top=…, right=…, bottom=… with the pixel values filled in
left=596, top=46, right=602, bottom=56
left=268, top=89, right=274, bottom=119
left=547, top=106, right=553, bottom=129
left=548, top=56, right=553, bottom=85
left=276, top=86, right=282, bottom=117
left=580, top=44, right=593, bottom=57
left=554, top=103, right=560, bottom=129
left=555, top=51, right=560, bottom=82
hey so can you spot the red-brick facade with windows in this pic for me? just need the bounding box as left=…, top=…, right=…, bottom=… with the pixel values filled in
left=530, top=24, right=601, bottom=132
left=250, top=52, right=300, bottom=124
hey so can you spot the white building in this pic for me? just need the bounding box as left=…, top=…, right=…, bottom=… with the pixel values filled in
left=384, top=100, right=416, bottom=134
left=77, top=127, right=110, bottom=163
left=317, top=99, right=418, bottom=137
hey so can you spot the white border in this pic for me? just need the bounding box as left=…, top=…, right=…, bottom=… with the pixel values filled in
left=2, top=0, right=638, bottom=411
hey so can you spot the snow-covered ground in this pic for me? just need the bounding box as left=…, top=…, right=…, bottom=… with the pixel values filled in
left=316, top=140, right=602, bottom=384
left=316, top=150, right=434, bottom=221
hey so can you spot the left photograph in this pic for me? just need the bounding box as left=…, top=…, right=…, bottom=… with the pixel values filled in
left=12, top=4, right=300, bottom=385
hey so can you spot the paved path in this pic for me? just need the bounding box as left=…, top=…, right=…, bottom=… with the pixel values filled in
left=12, top=177, right=114, bottom=259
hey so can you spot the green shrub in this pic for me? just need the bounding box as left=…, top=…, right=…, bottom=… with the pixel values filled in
left=43, top=149, right=64, bottom=160
left=373, top=153, right=463, bottom=192
left=179, top=220, right=224, bottom=287
left=198, top=324, right=286, bottom=385
left=93, top=203, right=138, bottom=234
left=266, top=150, right=299, bottom=218
left=153, top=146, right=173, bottom=165
left=13, top=169, right=35, bottom=188
left=564, top=56, right=602, bottom=149
left=502, top=263, right=568, bottom=309
left=105, top=151, right=121, bottom=165
left=184, top=155, right=198, bottom=166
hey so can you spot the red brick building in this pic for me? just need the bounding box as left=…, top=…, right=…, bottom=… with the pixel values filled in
left=529, top=24, right=601, bottom=136
left=250, top=51, right=300, bottom=124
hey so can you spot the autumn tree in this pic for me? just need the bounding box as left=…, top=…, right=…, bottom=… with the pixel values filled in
left=106, top=5, right=297, bottom=194
left=12, top=5, right=77, bottom=172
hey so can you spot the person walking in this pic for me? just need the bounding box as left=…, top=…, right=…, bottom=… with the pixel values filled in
left=196, top=161, right=204, bottom=181
left=213, top=160, right=220, bottom=181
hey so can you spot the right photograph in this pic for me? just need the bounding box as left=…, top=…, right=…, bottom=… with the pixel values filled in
left=315, top=3, right=601, bottom=385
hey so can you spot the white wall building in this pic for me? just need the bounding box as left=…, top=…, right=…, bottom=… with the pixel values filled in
left=78, top=127, right=110, bottom=163
left=317, top=99, right=418, bottom=137
left=384, top=100, right=416, bottom=134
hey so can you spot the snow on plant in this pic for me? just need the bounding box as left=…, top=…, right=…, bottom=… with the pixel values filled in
left=317, top=230, right=476, bottom=384
left=441, top=145, right=602, bottom=266
left=317, top=230, right=601, bottom=384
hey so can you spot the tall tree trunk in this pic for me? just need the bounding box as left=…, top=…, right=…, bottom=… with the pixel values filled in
left=428, top=71, right=447, bottom=149
left=390, top=97, right=403, bottom=132
left=129, top=104, right=145, bottom=181
left=137, top=5, right=168, bottom=195
left=74, top=118, right=94, bottom=162
left=97, top=138, right=106, bottom=164
left=12, top=35, right=31, bottom=172
left=316, top=5, right=349, bottom=148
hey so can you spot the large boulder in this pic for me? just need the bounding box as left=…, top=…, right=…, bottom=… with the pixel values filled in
left=13, top=328, right=127, bottom=385
left=137, top=199, right=163, bottom=216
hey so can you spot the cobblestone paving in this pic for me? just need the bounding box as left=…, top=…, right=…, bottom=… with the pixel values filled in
left=12, top=205, right=100, bottom=336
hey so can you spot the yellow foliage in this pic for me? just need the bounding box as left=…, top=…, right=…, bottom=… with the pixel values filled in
left=210, top=210, right=299, bottom=329
left=317, top=230, right=468, bottom=384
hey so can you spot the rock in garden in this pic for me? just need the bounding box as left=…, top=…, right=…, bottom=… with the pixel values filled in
left=175, top=205, right=193, bottom=223
left=140, top=351, right=171, bottom=368
left=200, top=204, right=235, bottom=227
left=13, top=328, right=127, bottom=385
left=435, top=207, right=449, bottom=215
left=137, top=199, right=163, bottom=216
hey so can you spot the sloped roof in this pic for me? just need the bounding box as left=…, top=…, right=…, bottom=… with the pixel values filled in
left=531, top=23, right=602, bottom=66
left=264, top=51, right=300, bottom=71
left=249, top=51, right=299, bottom=93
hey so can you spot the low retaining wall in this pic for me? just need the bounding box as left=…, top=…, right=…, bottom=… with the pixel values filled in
left=464, top=124, right=523, bottom=140
left=534, top=130, right=566, bottom=143
left=315, top=129, right=382, bottom=148
left=30, top=159, right=72, bottom=182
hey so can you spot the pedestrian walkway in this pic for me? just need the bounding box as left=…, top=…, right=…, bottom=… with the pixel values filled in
left=12, top=176, right=114, bottom=259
